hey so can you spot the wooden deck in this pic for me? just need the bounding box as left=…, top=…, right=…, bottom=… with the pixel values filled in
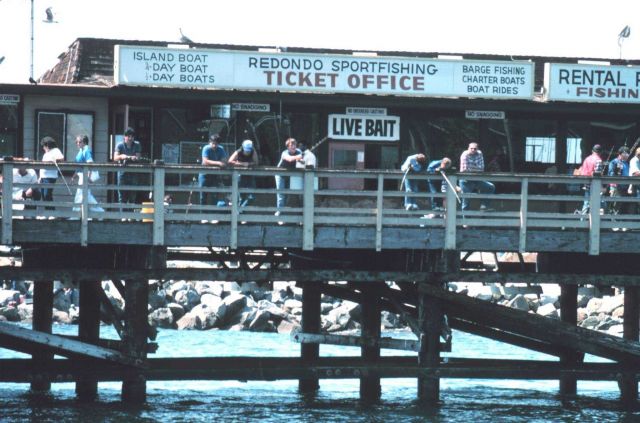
left=2, top=160, right=640, bottom=254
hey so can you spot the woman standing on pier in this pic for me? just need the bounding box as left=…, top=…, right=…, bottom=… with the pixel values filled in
left=38, top=136, right=64, bottom=210
left=73, top=134, right=103, bottom=212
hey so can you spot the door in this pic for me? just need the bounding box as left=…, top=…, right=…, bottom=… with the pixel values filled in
left=328, top=141, right=365, bottom=190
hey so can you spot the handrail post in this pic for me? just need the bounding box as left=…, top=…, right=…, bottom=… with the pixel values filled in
left=588, top=178, right=601, bottom=255
left=444, top=174, right=457, bottom=250
left=230, top=170, right=239, bottom=250
left=302, top=168, right=315, bottom=251
left=152, top=161, right=165, bottom=246
left=80, top=166, right=89, bottom=246
left=519, top=177, right=529, bottom=253
left=2, top=161, right=14, bottom=244
left=375, top=173, right=384, bottom=252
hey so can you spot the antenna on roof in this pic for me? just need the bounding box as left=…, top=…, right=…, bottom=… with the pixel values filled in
left=618, top=25, right=631, bottom=59
left=179, top=28, right=193, bottom=44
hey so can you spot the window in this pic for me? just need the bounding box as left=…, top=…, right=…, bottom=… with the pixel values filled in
left=0, top=104, right=19, bottom=157
left=36, top=111, right=93, bottom=159
left=525, top=137, right=582, bottom=164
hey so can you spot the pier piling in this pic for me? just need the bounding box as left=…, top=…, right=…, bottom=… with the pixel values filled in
left=299, top=282, right=321, bottom=393
left=559, top=284, right=578, bottom=396
left=359, top=283, right=381, bottom=402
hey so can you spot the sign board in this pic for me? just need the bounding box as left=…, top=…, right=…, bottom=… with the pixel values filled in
left=545, top=63, right=640, bottom=103
left=328, top=114, right=400, bottom=141
left=210, top=104, right=231, bottom=118
left=162, top=143, right=180, bottom=164
left=232, top=103, right=270, bottom=112
left=465, top=110, right=505, bottom=119
left=346, top=107, right=387, bottom=115
left=114, top=45, right=535, bottom=100
left=0, top=94, right=20, bottom=105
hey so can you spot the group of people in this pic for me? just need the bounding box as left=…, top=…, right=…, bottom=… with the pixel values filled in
left=401, top=142, right=496, bottom=212
left=197, top=134, right=316, bottom=219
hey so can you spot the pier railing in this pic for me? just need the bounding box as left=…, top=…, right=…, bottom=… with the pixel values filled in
left=1, top=160, right=638, bottom=253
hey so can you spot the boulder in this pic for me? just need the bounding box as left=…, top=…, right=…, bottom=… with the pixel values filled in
left=200, top=293, right=223, bottom=309
left=52, top=309, right=72, bottom=324
left=585, top=297, right=603, bottom=315
left=257, top=300, right=289, bottom=323
left=248, top=309, right=272, bottom=331
left=148, top=290, right=167, bottom=310
left=321, top=303, right=333, bottom=314
left=596, top=317, right=622, bottom=331
left=607, top=324, right=624, bottom=337
left=176, top=312, right=200, bottom=330
left=166, top=280, right=190, bottom=298
left=277, top=319, right=300, bottom=334
left=174, top=287, right=200, bottom=312
left=288, top=286, right=303, bottom=301
left=577, top=295, right=591, bottom=308
left=17, top=303, right=33, bottom=321
left=577, top=307, right=588, bottom=323
left=580, top=315, right=600, bottom=329
left=221, top=293, right=247, bottom=322
left=269, top=289, right=288, bottom=305
left=283, top=299, right=303, bottom=312
left=0, top=289, right=20, bottom=306
left=53, top=289, right=73, bottom=313
left=166, top=302, right=185, bottom=321
left=536, top=303, right=559, bottom=319
left=0, top=306, right=20, bottom=321
left=190, top=304, right=219, bottom=329
left=506, top=294, right=529, bottom=311
left=381, top=311, right=400, bottom=329
left=194, top=281, right=224, bottom=297
left=149, top=307, right=174, bottom=328
left=68, top=305, right=80, bottom=324
left=597, top=295, right=624, bottom=315
left=612, top=306, right=625, bottom=319
left=222, top=281, right=241, bottom=294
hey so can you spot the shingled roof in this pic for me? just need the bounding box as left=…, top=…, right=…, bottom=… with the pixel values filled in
left=39, top=37, right=640, bottom=92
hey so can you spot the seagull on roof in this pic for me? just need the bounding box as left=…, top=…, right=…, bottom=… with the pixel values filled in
left=0, top=56, right=5, bottom=65
left=44, top=7, right=57, bottom=23
left=28, top=77, right=37, bottom=85
left=179, top=28, right=193, bottom=44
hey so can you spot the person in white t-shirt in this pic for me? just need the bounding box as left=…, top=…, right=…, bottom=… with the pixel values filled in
left=38, top=136, right=64, bottom=208
left=12, top=167, right=40, bottom=212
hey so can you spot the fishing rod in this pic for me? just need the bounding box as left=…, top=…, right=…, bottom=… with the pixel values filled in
left=439, top=170, right=462, bottom=204
left=308, top=136, right=329, bottom=153
left=51, top=160, right=73, bottom=195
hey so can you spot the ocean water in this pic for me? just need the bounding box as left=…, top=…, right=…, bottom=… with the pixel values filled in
left=0, top=325, right=638, bottom=422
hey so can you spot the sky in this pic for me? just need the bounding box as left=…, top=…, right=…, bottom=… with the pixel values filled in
left=0, top=0, right=639, bottom=84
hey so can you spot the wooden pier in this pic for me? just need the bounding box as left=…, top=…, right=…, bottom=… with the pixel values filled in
left=1, top=160, right=640, bottom=407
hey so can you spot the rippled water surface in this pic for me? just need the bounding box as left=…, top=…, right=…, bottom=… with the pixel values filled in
left=1, top=325, right=638, bottom=422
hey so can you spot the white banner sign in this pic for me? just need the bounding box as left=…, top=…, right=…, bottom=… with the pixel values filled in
left=0, top=94, right=20, bottom=105
left=115, top=45, right=534, bottom=100
left=545, top=63, right=640, bottom=103
left=346, top=107, right=387, bottom=115
left=328, top=114, right=400, bottom=141
left=232, top=103, right=270, bottom=112
left=465, top=110, right=505, bottom=119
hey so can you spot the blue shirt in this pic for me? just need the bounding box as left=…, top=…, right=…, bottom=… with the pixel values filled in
left=115, top=140, right=141, bottom=159
left=427, top=159, right=444, bottom=173
left=201, top=143, right=227, bottom=163
left=76, top=145, right=94, bottom=163
left=608, top=157, right=629, bottom=177
left=401, top=154, right=426, bottom=173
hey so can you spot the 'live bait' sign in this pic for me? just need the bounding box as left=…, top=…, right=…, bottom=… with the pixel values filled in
left=328, top=114, right=400, bottom=141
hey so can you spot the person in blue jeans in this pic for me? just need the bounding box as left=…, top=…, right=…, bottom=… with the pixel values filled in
left=401, top=153, right=428, bottom=210
left=198, top=134, right=227, bottom=209
left=459, top=142, right=495, bottom=211
left=228, top=139, right=259, bottom=207
left=427, top=157, right=452, bottom=210
left=275, top=138, right=302, bottom=214
left=113, top=127, right=142, bottom=204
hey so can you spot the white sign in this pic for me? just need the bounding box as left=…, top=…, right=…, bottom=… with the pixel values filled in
left=346, top=107, right=387, bottom=115
left=232, top=103, right=270, bottom=112
left=210, top=104, right=230, bottom=118
left=545, top=63, right=640, bottom=103
left=0, top=94, right=20, bottom=105
left=328, top=114, right=400, bottom=141
left=114, top=45, right=535, bottom=100
left=465, top=110, right=505, bottom=119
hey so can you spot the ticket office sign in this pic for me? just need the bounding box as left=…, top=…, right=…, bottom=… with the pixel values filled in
left=115, top=45, right=534, bottom=100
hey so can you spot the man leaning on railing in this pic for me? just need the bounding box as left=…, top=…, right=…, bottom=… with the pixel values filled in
left=459, top=142, right=495, bottom=211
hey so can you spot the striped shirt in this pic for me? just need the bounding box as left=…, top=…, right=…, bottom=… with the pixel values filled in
left=460, top=150, right=484, bottom=172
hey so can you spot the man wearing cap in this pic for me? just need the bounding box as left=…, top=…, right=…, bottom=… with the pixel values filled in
left=228, top=139, right=259, bottom=207
left=578, top=144, right=604, bottom=214
left=113, top=127, right=142, bottom=204
left=198, top=134, right=227, bottom=211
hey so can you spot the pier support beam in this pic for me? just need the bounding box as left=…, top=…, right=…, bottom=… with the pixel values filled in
left=299, top=282, right=321, bottom=393
left=360, top=284, right=381, bottom=402
left=31, top=279, right=53, bottom=392
left=76, top=280, right=101, bottom=401
left=621, top=286, right=639, bottom=406
left=121, top=246, right=164, bottom=403
left=559, top=284, right=578, bottom=396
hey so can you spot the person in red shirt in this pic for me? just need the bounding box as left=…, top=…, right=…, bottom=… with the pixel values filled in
left=578, top=144, right=604, bottom=214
